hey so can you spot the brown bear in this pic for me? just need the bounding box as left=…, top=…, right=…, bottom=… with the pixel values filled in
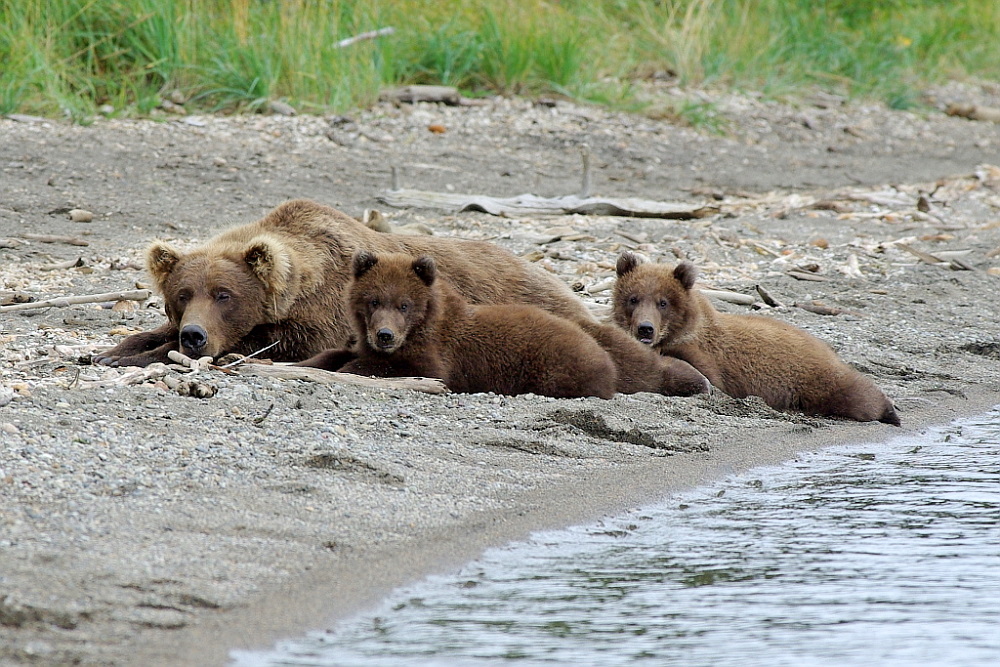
left=93, top=199, right=593, bottom=367
left=299, top=251, right=618, bottom=399
left=611, top=251, right=900, bottom=425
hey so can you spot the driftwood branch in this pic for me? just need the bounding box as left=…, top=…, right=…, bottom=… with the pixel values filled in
left=334, top=26, right=395, bottom=49
left=21, top=233, right=89, bottom=246
left=379, top=188, right=719, bottom=220
left=0, top=289, right=151, bottom=313
left=236, top=364, right=449, bottom=395
left=701, top=288, right=756, bottom=306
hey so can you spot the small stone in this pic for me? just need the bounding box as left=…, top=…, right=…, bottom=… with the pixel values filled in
left=212, top=157, right=227, bottom=167
left=98, top=104, right=114, bottom=116
left=988, top=267, right=1000, bottom=277
left=1, top=422, right=18, bottom=434
left=268, top=100, right=297, bottom=116
left=69, top=209, right=94, bottom=222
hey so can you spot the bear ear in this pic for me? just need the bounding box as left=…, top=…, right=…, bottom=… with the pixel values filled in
left=352, top=251, right=378, bottom=278
left=146, top=242, right=181, bottom=286
left=673, top=262, right=698, bottom=290
left=412, top=256, right=437, bottom=286
left=244, top=236, right=292, bottom=293
left=616, top=251, right=643, bottom=277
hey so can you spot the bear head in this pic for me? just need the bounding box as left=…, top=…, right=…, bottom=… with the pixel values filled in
left=146, top=234, right=296, bottom=359
left=349, top=251, right=438, bottom=354
left=612, top=251, right=700, bottom=347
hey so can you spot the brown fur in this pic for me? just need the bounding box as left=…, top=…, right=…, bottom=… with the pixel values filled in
left=94, top=199, right=593, bottom=367
left=612, top=252, right=900, bottom=425
left=300, top=252, right=617, bottom=399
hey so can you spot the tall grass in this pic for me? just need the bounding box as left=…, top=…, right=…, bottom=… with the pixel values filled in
left=1, top=0, right=998, bottom=119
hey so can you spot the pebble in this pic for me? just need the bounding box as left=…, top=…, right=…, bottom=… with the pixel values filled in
left=68, top=209, right=94, bottom=222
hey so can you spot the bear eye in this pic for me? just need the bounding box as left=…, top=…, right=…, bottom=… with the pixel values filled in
left=370, top=298, right=380, bottom=309
left=177, top=292, right=191, bottom=303
left=658, top=299, right=669, bottom=309
left=215, top=291, right=231, bottom=303
left=399, top=302, right=409, bottom=313
left=628, top=296, right=639, bottom=305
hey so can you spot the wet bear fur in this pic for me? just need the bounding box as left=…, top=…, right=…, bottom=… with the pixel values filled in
left=300, top=251, right=619, bottom=399
left=611, top=252, right=900, bottom=425
left=94, top=199, right=593, bottom=367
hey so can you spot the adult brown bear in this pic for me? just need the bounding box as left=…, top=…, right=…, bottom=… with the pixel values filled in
left=94, top=200, right=592, bottom=367
left=611, top=251, right=900, bottom=425
left=300, top=252, right=619, bottom=399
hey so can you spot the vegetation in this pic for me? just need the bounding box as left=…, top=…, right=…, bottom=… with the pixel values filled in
left=1, top=0, right=998, bottom=120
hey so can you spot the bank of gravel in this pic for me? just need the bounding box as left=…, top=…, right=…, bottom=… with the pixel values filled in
left=2, top=81, right=1000, bottom=665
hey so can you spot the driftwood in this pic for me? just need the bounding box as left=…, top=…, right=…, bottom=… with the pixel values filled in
left=786, top=270, right=832, bottom=282
left=379, top=188, right=719, bottom=220
left=0, top=289, right=151, bottom=313
left=701, top=288, right=756, bottom=306
left=21, top=233, right=89, bottom=246
left=946, top=103, right=1000, bottom=124
left=236, top=364, right=449, bottom=395
left=334, top=26, right=395, bottom=49
left=40, top=257, right=85, bottom=271
left=381, top=146, right=718, bottom=220
left=895, top=242, right=974, bottom=270
left=381, top=85, right=461, bottom=106
left=0, top=238, right=23, bottom=249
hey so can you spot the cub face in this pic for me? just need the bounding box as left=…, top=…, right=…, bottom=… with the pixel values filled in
left=349, top=252, right=437, bottom=354
left=612, top=252, right=698, bottom=347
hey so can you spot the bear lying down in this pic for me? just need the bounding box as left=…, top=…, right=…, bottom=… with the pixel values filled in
left=298, top=252, right=710, bottom=399
left=611, top=251, right=900, bottom=425
left=94, top=199, right=593, bottom=367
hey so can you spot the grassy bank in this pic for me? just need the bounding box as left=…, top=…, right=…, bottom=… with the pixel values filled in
left=1, top=0, right=998, bottom=120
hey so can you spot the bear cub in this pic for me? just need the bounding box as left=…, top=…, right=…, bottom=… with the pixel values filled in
left=612, top=252, right=900, bottom=425
left=301, top=251, right=618, bottom=399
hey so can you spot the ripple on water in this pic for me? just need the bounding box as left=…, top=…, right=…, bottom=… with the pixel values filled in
left=233, top=410, right=1000, bottom=667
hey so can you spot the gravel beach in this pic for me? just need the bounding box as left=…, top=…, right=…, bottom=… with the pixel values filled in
left=3, top=81, right=1000, bottom=665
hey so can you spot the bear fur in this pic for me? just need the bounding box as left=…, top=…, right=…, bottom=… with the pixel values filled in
left=300, top=252, right=618, bottom=399
left=612, top=252, right=900, bottom=425
left=94, top=199, right=594, bottom=367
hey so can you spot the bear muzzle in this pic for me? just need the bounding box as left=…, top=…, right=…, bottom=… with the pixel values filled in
left=636, top=321, right=656, bottom=345
left=374, top=327, right=397, bottom=351
left=180, top=324, right=209, bottom=355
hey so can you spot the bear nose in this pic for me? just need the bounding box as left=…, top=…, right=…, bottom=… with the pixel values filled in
left=180, top=324, right=208, bottom=353
left=637, top=322, right=655, bottom=342
left=376, top=328, right=394, bottom=345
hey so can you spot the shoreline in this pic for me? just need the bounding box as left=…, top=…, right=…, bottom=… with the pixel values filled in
left=150, top=388, right=1000, bottom=667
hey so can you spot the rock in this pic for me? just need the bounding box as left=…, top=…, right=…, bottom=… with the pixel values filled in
left=68, top=209, right=94, bottom=222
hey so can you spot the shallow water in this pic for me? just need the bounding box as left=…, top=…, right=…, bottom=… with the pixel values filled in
left=233, top=410, right=1000, bottom=666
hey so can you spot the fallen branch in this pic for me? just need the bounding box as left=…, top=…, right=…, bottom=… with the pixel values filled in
left=701, top=288, right=756, bottom=306
left=379, top=188, right=719, bottom=220
left=236, top=363, right=449, bottom=395
left=334, top=26, right=395, bottom=49
left=946, top=103, right=1000, bottom=124
left=0, top=289, right=151, bottom=313
left=21, top=233, right=89, bottom=246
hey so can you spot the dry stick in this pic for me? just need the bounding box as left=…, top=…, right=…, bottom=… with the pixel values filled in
left=334, top=26, right=395, bottom=49
left=0, top=289, right=151, bottom=313
left=0, top=238, right=22, bottom=249
left=21, top=233, right=89, bottom=246
left=218, top=340, right=282, bottom=369
left=40, top=258, right=85, bottom=271
left=579, top=144, right=592, bottom=198
left=236, top=364, right=449, bottom=395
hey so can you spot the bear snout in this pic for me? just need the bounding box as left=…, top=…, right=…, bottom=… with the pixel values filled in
left=375, top=327, right=396, bottom=349
left=180, top=324, right=209, bottom=354
left=636, top=321, right=656, bottom=344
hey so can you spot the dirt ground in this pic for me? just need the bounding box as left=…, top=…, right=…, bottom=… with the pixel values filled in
left=2, top=80, right=1000, bottom=666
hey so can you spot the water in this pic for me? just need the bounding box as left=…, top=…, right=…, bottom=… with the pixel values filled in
left=233, top=410, right=1000, bottom=667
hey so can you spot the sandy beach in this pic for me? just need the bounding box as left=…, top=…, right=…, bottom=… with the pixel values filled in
left=2, top=82, right=1000, bottom=665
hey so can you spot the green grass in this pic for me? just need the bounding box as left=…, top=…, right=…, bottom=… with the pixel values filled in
left=1, top=0, right=998, bottom=120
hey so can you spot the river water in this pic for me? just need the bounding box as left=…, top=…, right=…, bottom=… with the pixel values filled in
left=232, top=409, right=1000, bottom=666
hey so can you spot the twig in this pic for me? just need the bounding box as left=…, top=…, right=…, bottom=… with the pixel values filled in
left=236, top=364, right=449, bottom=395
left=754, top=284, right=783, bottom=308
left=40, top=257, right=85, bottom=271
left=253, top=403, right=275, bottom=425
left=0, top=289, right=151, bottom=313
left=218, top=340, right=282, bottom=369
left=21, top=233, right=89, bottom=246
left=334, top=26, right=395, bottom=49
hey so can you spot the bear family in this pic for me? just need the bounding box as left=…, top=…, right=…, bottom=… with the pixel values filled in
left=94, top=199, right=593, bottom=367
left=299, top=252, right=620, bottom=399
left=612, top=251, right=900, bottom=425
